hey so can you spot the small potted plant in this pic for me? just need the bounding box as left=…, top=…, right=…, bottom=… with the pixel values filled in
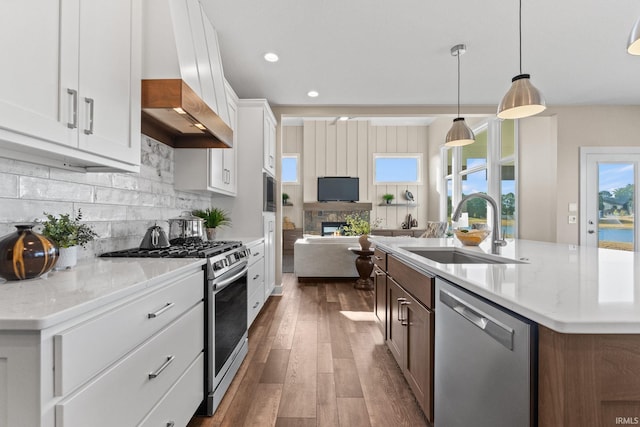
left=193, top=208, right=231, bottom=241
left=382, top=193, right=395, bottom=205
left=282, top=193, right=290, bottom=205
left=41, top=209, right=97, bottom=270
left=342, top=213, right=382, bottom=251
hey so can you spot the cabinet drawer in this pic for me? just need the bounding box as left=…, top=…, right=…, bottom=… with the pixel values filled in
left=55, top=303, right=204, bottom=427
left=373, top=248, right=388, bottom=271
left=139, top=353, right=204, bottom=427
left=248, top=284, right=265, bottom=326
left=247, top=257, right=265, bottom=296
left=248, top=242, right=265, bottom=266
left=54, top=270, right=204, bottom=396
left=388, top=255, right=434, bottom=309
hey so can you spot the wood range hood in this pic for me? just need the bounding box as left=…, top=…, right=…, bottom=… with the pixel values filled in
left=141, top=79, right=233, bottom=149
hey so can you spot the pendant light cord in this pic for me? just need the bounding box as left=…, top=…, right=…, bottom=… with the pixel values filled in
left=519, top=0, right=522, bottom=74
left=457, top=50, right=461, bottom=117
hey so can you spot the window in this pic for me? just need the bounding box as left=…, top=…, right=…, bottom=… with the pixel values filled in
left=374, top=154, right=422, bottom=184
left=441, top=119, right=518, bottom=237
left=281, top=155, right=299, bottom=183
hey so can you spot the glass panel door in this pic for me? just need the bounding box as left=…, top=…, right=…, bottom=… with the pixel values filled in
left=597, top=163, right=634, bottom=251
left=582, top=149, right=639, bottom=251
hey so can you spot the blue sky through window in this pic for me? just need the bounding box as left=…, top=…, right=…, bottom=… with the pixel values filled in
left=599, top=163, right=633, bottom=192
left=375, top=157, right=419, bottom=182
left=282, top=157, right=298, bottom=182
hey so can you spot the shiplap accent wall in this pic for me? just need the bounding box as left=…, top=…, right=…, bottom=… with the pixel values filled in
left=283, top=120, right=430, bottom=231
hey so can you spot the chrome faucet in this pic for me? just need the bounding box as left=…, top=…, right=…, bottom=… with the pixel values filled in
left=451, top=193, right=507, bottom=254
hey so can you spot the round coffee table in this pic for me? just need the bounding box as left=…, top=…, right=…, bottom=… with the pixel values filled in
left=349, top=247, right=375, bottom=290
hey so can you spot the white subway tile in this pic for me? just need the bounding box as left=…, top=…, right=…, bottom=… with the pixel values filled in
left=0, top=173, right=18, bottom=197
left=20, top=176, right=94, bottom=202
left=0, top=199, right=73, bottom=223
left=74, top=203, right=127, bottom=222
left=49, top=168, right=113, bottom=187
left=0, top=157, right=50, bottom=178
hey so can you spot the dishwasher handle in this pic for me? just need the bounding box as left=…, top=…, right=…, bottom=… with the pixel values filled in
left=439, top=289, right=514, bottom=350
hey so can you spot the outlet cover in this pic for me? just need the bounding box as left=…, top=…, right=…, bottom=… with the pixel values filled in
left=568, top=215, right=577, bottom=224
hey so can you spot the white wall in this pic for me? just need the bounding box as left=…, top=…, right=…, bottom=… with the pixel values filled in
left=0, top=136, right=219, bottom=259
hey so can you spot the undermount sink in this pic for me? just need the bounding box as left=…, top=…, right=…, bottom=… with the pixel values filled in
left=400, top=248, right=527, bottom=264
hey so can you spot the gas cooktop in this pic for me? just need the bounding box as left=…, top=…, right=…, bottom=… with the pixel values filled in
left=100, top=240, right=243, bottom=259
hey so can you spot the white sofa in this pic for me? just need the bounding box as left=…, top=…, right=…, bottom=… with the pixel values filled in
left=294, top=236, right=361, bottom=278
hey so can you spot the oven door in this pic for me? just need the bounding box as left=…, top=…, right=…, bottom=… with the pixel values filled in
left=207, top=261, right=248, bottom=398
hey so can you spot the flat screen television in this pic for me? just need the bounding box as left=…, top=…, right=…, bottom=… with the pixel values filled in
left=317, top=177, right=359, bottom=202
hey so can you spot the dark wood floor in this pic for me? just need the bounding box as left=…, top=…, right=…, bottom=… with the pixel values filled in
left=188, top=274, right=430, bottom=427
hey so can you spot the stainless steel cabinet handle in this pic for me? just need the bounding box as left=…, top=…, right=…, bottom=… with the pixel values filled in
left=374, top=270, right=385, bottom=277
left=253, top=252, right=261, bottom=257
left=148, top=355, right=175, bottom=379
left=67, top=89, right=78, bottom=129
left=252, top=274, right=260, bottom=280
left=253, top=301, right=260, bottom=309
left=440, top=289, right=514, bottom=350
left=148, top=302, right=175, bottom=318
left=400, top=301, right=410, bottom=326
left=166, top=422, right=175, bottom=427
left=374, top=255, right=383, bottom=261
left=83, top=97, right=94, bottom=135
left=397, top=297, right=407, bottom=321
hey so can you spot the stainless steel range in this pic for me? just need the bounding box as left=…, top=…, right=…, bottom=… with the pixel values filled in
left=101, top=240, right=250, bottom=416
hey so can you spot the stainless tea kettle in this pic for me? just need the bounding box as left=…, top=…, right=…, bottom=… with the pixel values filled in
left=140, top=223, right=170, bottom=249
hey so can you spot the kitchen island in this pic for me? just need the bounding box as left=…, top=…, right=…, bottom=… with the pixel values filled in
left=0, top=257, right=206, bottom=427
left=373, top=236, right=640, bottom=427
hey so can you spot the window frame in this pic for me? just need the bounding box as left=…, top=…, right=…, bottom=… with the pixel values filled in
left=439, top=118, right=518, bottom=237
left=373, top=153, right=423, bottom=185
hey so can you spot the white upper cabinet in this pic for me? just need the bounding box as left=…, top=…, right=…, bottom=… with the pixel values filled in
left=174, top=80, right=237, bottom=195
left=0, top=0, right=141, bottom=172
left=263, top=113, right=276, bottom=177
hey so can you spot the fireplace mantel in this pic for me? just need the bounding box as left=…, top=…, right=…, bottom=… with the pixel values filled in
left=303, top=202, right=372, bottom=212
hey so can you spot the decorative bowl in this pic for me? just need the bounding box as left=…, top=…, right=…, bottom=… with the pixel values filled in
left=454, top=228, right=491, bottom=246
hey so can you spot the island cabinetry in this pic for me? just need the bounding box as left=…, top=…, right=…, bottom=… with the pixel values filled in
left=0, top=0, right=141, bottom=172
left=247, top=239, right=266, bottom=327
left=373, top=248, right=388, bottom=336
left=0, top=265, right=205, bottom=427
left=538, top=326, right=640, bottom=427
left=385, top=255, right=434, bottom=422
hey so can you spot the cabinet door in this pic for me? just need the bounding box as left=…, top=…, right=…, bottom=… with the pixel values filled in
left=263, top=212, right=276, bottom=298
left=386, top=279, right=405, bottom=367
left=223, top=91, right=237, bottom=192
left=76, top=0, right=139, bottom=163
left=404, top=293, right=434, bottom=421
left=373, top=265, right=387, bottom=337
left=263, top=115, right=276, bottom=176
left=0, top=1, right=75, bottom=147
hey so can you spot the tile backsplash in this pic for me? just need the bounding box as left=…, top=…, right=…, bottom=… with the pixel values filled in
left=0, top=136, right=216, bottom=259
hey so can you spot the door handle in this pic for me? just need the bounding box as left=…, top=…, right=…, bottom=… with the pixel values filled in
left=83, top=97, right=94, bottom=135
left=66, top=89, right=78, bottom=129
left=588, top=230, right=595, bottom=234
left=397, top=297, right=407, bottom=321
left=400, top=301, right=410, bottom=326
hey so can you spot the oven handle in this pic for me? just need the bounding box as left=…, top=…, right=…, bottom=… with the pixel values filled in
left=214, top=262, right=249, bottom=292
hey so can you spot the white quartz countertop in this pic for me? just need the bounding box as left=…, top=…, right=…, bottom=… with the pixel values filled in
left=0, top=257, right=206, bottom=330
left=372, top=237, right=640, bottom=334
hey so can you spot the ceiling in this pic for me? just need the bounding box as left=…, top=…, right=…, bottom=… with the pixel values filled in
left=201, top=0, right=640, bottom=110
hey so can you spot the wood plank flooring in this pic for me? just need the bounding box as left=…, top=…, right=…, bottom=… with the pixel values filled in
left=188, top=273, right=430, bottom=427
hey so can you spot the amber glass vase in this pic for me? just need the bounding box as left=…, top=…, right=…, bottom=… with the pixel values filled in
left=0, top=225, right=59, bottom=281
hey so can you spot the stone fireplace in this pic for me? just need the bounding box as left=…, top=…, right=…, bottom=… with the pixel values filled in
left=302, top=202, right=373, bottom=235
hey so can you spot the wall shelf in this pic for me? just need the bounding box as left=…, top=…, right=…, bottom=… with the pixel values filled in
left=378, top=203, right=419, bottom=207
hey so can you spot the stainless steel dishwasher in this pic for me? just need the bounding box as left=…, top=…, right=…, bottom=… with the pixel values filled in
left=435, top=278, right=536, bottom=427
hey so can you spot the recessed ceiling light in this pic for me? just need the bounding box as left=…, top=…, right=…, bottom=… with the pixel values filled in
left=307, top=90, right=319, bottom=98
left=264, top=52, right=279, bottom=62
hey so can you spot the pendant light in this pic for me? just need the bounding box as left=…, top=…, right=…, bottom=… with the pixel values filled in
left=628, top=16, right=640, bottom=55
left=497, top=0, right=546, bottom=120
left=445, top=44, right=475, bottom=147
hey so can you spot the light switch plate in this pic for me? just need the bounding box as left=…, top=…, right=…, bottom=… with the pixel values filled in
left=568, top=202, right=578, bottom=212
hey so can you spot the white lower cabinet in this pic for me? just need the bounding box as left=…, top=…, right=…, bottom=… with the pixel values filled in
left=263, top=213, right=276, bottom=298
left=246, top=239, right=265, bottom=327
left=0, top=266, right=205, bottom=427
left=55, top=304, right=203, bottom=427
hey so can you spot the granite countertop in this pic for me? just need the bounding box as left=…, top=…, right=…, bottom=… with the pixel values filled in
left=372, top=237, right=640, bottom=334
left=0, top=257, right=206, bottom=330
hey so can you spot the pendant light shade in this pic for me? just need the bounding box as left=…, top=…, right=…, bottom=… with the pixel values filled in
left=497, top=0, right=546, bottom=119
left=628, top=17, right=640, bottom=55
left=445, top=44, right=475, bottom=147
